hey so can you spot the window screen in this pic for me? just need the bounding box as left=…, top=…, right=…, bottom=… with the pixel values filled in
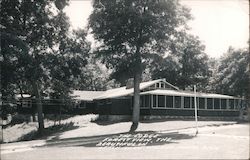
left=174, top=96, right=181, bottom=108
left=153, top=95, right=157, bottom=107
left=184, top=97, right=190, bottom=108
left=199, top=98, right=205, bottom=109
left=221, top=99, right=227, bottom=109
left=207, top=98, right=213, bottom=109
left=165, top=96, right=173, bottom=108
left=229, top=99, right=234, bottom=109
left=214, top=99, right=220, bottom=109
left=158, top=95, right=165, bottom=108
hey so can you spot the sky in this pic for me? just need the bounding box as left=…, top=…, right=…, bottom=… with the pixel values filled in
left=65, top=0, right=249, bottom=58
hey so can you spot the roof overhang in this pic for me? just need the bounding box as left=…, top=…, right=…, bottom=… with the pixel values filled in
left=140, top=89, right=241, bottom=99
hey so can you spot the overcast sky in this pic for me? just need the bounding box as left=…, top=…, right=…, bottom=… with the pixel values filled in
left=65, top=0, right=249, bottom=58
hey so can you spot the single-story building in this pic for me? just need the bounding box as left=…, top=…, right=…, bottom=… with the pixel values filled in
left=17, top=79, right=245, bottom=118
left=73, top=79, right=245, bottom=117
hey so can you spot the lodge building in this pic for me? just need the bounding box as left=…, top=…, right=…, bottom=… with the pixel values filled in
left=17, top=79, right=244, bottom=117
left=72, top=79, right=243, bottom=117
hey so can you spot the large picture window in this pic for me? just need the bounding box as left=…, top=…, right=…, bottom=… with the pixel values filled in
left=174, top=96, right=181, bottom=108
left=184, top=97, right=191, bottom=108
left=207, top=98, right=213, bottom=109
left=165, top=96, right=173, bottom=108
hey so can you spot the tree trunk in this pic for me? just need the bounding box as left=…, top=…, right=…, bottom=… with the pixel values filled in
left=32, top=81, right=44, bottom=134
left=130, top=45, right=142, bottom=132
left=130, top=72, right=141, bottom=132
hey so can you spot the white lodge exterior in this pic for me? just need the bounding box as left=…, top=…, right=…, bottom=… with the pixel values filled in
left=72, top=79, right=244, bottom=117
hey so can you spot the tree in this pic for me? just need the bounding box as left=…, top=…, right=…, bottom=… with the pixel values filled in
left=151, top=34, right=211, bottom=91
left=89, top=0, right=191, bottom=131
left=1, top=0, right=54, bottom=131
left=212, top=47, right=249, bottom=97
left=1, top=0, right=90, bottom=134
left=73, top=59, right=114, bottom=91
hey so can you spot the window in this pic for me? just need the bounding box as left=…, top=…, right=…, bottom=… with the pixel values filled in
left=106, top=99, right=112, bottom=104
left=158, top=95, right=165, bottom=108
left=156, top=83, right=160, bottom=88
left=22, top=100, right=32, bottom=108
left=191, top=97, right=199, bottom=109
left=140, top=95, right=150, bottom=108
left=153, top=95, right=157, bottom=108
left=165, top=96, right=173, bottom=108
left=235, top=99, right=240, bottom=109
left=214, top=99, right=220, bottom=109
left=160, top=83, right=165, bottom=89
left=74, top=101, right=80, bottom=108
left=98, top=100, right=105, bottom=106
left=207, top=98, right=213, bottom=109
left=145, top=95, right=151, bottom=108
left=221, top=99, right=227, bottom=109
left=184, top=97, right=191, bottom=108
left=229, top=99, right=234, bottom=109
left=174, top=96, right=181, bottom=108
left=199, top=98, right=205, bottom=109
left=78, top=102, right=86, bottom=109
left=140, top=96, right=145, bottom=108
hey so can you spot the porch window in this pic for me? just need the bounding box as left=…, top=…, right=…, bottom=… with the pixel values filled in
left=174, top=96, right=181, bottom=108
left=207, top=98, right=213, bottom=109
left=184, top=97, right=191, bottom=108
left=191, top=97, right=199, bottom=109
left=165, top=96, right=173, bottom=108
left=214, top=99, right=220, bottom=109
left=158, top=95, right=165, bottom=108
left=199, top=98, right=205, bottom=109
left=235, top=99, right=240, bottom=109
left=229, top=99, right=234, bottom=109
left=140, top=95, right=150, bottom=109
left=153, top=95, right=157, bottom=108
left=221, top=99, right=227, bottom=109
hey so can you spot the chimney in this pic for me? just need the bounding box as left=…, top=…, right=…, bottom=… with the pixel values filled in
left=126, top=78, right=134, bottom=89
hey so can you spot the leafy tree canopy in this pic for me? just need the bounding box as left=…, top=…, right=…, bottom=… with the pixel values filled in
left=151, top=34, right=211, bottom=91
left=212, top=46, right=249, bottom=97
left=89, top=0, right=192, bottom=81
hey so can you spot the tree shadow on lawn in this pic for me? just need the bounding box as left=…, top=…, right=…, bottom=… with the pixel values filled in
left=17, top=122, right=79, bottom=142
left=42, top=130, right=194, bottom=148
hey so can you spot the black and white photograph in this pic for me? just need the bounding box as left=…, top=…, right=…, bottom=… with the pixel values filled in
left=0, top=0, right=249, bottom=159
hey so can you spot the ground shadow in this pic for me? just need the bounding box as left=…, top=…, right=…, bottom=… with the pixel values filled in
left=94, top=120, right=130, bottom=126
left=41, top=130, right=194, bottom=148
left=17, top=122, right=79, bottom=142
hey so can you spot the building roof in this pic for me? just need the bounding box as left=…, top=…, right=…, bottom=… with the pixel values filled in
left=140, top=89, right=240, bottom=99
left=71, top=90, right=105, bottom=101
left=95, top=79, right=177, bottom=100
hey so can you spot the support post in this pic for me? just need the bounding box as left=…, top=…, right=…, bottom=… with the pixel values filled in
left=194, top=85, right=198, bottom=135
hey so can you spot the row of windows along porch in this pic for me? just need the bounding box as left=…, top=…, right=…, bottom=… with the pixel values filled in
left=140, top=95, right=241, bottom=111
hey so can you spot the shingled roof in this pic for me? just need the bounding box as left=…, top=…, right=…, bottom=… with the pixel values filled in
left=72, top=79, right=178, bottom=100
